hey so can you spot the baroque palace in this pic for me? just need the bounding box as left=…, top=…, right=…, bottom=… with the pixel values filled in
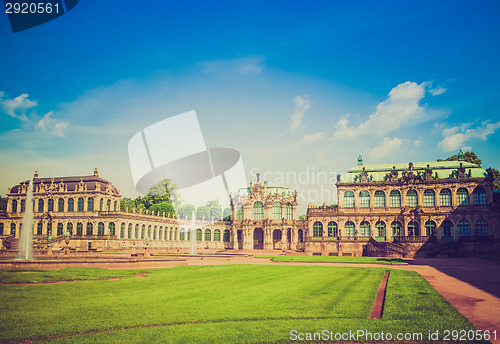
left=1, top=152, right=499, bottom=257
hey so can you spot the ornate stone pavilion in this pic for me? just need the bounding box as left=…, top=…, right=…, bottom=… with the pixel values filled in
left=306, top=153, right=500, bottom=257
left=229, top=173, right=306, bottom=250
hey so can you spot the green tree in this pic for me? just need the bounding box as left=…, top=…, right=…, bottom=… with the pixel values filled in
left=205, top=200, right=222, bottom=220
left=0, top=195, right=7, bottom=212
left=438, top=151, right=482, bottom=166
left=178, top=204, right=196, bottom=220
left=223, top=207, right=232, bottom=221
left=147, top=178, right=182, bottom=208
left=487, top=168, right=500, bottom=189
left=150, top=201, right=176, bottom=217
left=196, top=205, right=210, bottom=220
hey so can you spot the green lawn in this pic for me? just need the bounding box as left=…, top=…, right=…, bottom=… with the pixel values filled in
left=0, top=265, right=483, bottom=343
left=255, top=255, right=408, bottom=264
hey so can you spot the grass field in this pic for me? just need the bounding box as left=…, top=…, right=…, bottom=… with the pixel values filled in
left=0, top=265, right=482, bottom=343
left=255, top=255, right=408, bottom=264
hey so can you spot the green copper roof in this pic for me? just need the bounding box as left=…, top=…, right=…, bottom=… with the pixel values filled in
left=340, top=160, right=487, bottom=183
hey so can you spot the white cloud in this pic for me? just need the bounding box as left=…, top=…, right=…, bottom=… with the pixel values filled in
left=438, top=120, right=500, bottom=152
left=0, top=93, right=37, bottom=121
left=36, top=111, right=69, bottom=137
left=368, top=137, right=404, bottom=160
left=332, top=81, right=428, bottom=139
left=290, top=95, right=311, bottom=133
left=300, top=131, right=324, bottom=145
left=236, top=56, right=265, bottom=75
left=429, top=86, right=446, bottom=96
left=414, top=139, right=422, bottom=147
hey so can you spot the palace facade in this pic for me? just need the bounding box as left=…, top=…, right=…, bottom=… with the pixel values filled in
left=1, top=152, right=499, bottom=257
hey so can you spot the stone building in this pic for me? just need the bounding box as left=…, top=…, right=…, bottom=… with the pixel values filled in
left=306, top=153, right=500, bottom=257
left=229, top=173, right=306, bottom=250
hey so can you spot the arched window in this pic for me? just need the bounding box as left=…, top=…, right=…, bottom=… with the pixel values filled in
left=441, top=220, right=453, bottom=240
left=236, top=207, right=243, bottom=220
left=298, top=229, right=303, bottom=242
left=440, top=189, right=452, bottom=206
left=458, top=220, right=470, bottom=236
left=180, top=228, right=185, bottom=241
left=473, top=187, right=486, bottom=205
left=344, top=191, right=355, bottom=207
left=38, top=199, right=44, bottom=212
left=86, top=223, right=93, bottom=236
left=37, top=222, right=43, bottom=235
left=87, top=198, right=94, bottom=212
left=57, top=198, right=64, bottom=212
left=107, top=199, right=111, bottom=210
left=109, top=222, right=115, bottom=236
left=77, top=198, right=84, bottom=212
left=77, top=222, right=83, bottom=236
left=170, top=228, right=174, bottom=241
left=425, top=220, right=436, bottom=236
left=376, top=221, right=386, bottom=239
left=66, top=223, right=73, bottom=236
left=345, top=221, right=355, bottom=237
left=67, top=198, right=74, bottom=212
left=135, top=224, right=139, bottom=239
left=223, top=229, right=231, bottom=242
left=97, top=222, right=104, bottom=236
left=407, top=190, right=418, bottom=207
left=204, top=229, right=211, bottom=241
left=57, top=223, right=64, bottom=236
left=20, top=199, right=26, bottom=212
left=392, top=221, right=402, bottom=237
left=214, top=229, right=221, bottom=241
left=127, top=224, right=132, bottom=239
left=99, top=198, right=104, bottom=211
left=47, top=199, right=54, bottom=212
left=328, top=221, right=338, bottom=237
left=424, top=190, right=435, bottom=207
left=148, top=225, right=152, bottom=239
left=286, top=203, right=293, bottom=220
left=153, top=226, right=157, bottom=240
left=0, top=223, right=3, bottom=236
left=12, top=200, right=18, bottom=213
left=360, top=221, right=370, bottom=237
left=408, top=221, right=419, bottom=236
left=390, top=190, right=401, bottom=207
left=359, top=190, right=370, bottom=207
left=374, top=191, right=385, bottom=207
left=120, top=223, right=125, bottom=238
left=457, top=188, right=469, bottom=205
left=253, top=202, right=264, bottom=220
left=113, top=201, right=117, bottom=211
left=141, top=224, right=146, bottom=239
left=475, top=219, right=488, bottom=236
left=196, top=229, right=202, bottom=241
left=313, top=221, right=323, bottom=237
left=10, top=223, right=16, bottom=236
left=273, top=202, right=282, bottom=220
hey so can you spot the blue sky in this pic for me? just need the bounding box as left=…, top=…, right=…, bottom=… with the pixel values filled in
left=1, top=1, right=500, bottom=213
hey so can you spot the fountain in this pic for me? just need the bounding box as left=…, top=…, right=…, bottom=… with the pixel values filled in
left=18, top=178, right=34, bottom=260
left=189, top=211, right=197, bottom=255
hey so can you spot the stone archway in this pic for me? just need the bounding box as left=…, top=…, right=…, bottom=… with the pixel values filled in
left=253, top=228, right=264, bottom=250
left=273, top=229, right=282, bottom=250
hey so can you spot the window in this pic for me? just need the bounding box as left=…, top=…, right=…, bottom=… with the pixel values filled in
left=109, top=222, right=115, bottom=236
left=223, top=229, right=231, bottom=242
left=391, top=221, right=402, bottom=237
left=359, top=190, right=370, bottom=207
left=204, top=229, right=211, bottom=241
left=360, top=221, right=370, bottom=237
left=107, top=199, right=111, bottom=210
left=77, top=198, right=84, bottom=212
left=47, top=222, right=52, bottom=235
left=298, top=229, right=303, bottom=242
left=57, top=223, right=64, bottom=236
left=141, top=225, right=145, bottom=239
left=135, top=224, right=139, bottom=239
left=374, top=191, right=385, bottom=207
left=67, top=223, right=73, bottom=236
left=113, top=201, right=117, bottom=211
left=475, top=219, right=488, bottom=236
left=47, top=199, right=54, bottom=212
left=20, top=200, right=26, bottom=212
left=236, top=207, right=243, bottom=220
left=253, top=202, right=264, bottom=220
left=473, top=187, right=486, bottom=205
left=424, top=190, right=435, bottom=206
left=313, top=221, right=323, bottom=237
left=99, top=198, right=103, bottom=211
left=127, top=224, right=132, bottom=239
left=120, top=223, right=125, bottom=238
left=58, top=198, right=64, bottom=212
left=10, top=223, right=16, bottom=236
left=345, top=221, right=355, bottom=237
left=344, top=191, right=355, bottom=207
left=37, top=222, right=43, bottom=235
left=180, top=228, right=185, bottom=241
left=273, top=202, right=282, bottom=220
left=11, top=199, right=17, bottom=213
left=441, top=220, right=453, bottom=238
left=328, top=221, right=338, bottom=237
left=148, top=225, right=152, bottom=239
left=425, top=221, right=436, bottom=236
left=440, top=189, right=451, bottom=206
left=86, top=223, right=93, bottom=236
left=97, top=223, right=105, bottom=236
left=67, top=198, right=74, bottom=212
left=214, top=229, right=221, bottom=241
left=87, top=198, right=94, bottom=212
left=38, top=199, right=44, bottom=212
left=457, top=188, right=469, bottom=205
left=196, top=229, right=202, bottom=241
left=408, top=221, right=419, bottom=236
left=0, top=223, right=3, bottom=236
left=458, top=220, right=470, bottom=236
left=286, top=203, right=293, bottom=220
left=376, top=221, right=386, bottom=239
left=153, top=226, right=157, bottom=240
left=407, top=190, right=418, bottom=207
left=77, top=223, right=83, bottom=236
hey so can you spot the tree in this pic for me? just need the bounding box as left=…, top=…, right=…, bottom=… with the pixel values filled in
left=487, top=168, right=500, bottom=189
left=205, top=200, right=222, bottom=220
left=0, top=195, right=7, bottom=212
left=223, top=207, right=232, bottom=221
left=178, top=204, right=196, bottom=220
left=147, top=178, right=183, bottom=208
left=438, top=151, right=482, bottom=166
left=150, top=201, right=175, bottom=217
left=196, top=206, right=210, bottom=220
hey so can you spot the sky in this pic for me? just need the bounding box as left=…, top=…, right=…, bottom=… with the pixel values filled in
left=1, top=1, right=500, bottom=214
